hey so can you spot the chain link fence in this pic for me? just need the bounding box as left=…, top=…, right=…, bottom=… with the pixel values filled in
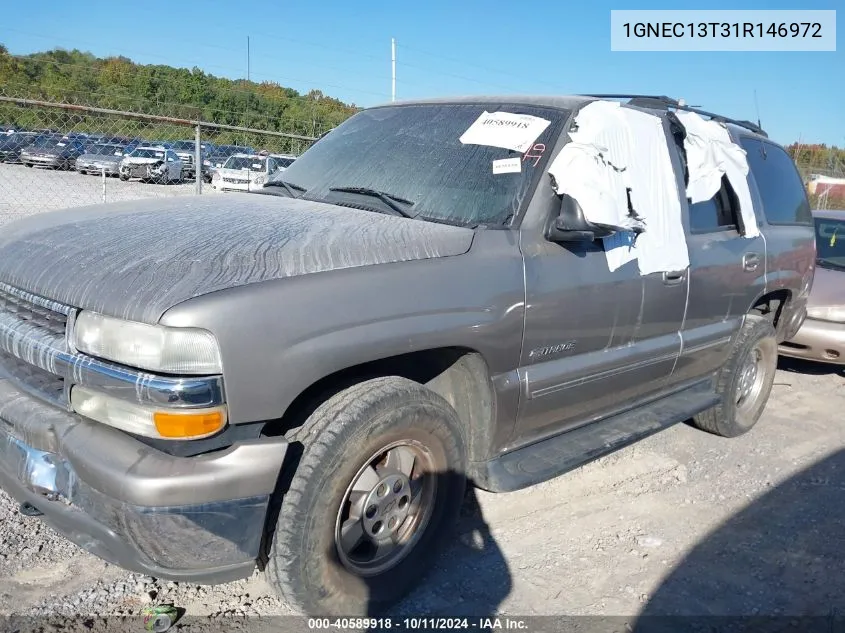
left=0, top=97, right=317, bottom=225
left=3, top=95, right=842, bottom=224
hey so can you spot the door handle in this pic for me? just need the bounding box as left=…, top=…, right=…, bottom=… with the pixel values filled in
left=662, top=270, right=686, bottom=286
left=743, top=252, right=761, bottom=272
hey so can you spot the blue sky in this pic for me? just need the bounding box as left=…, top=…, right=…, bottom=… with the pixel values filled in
left=1, top=0, right=841, bottom=145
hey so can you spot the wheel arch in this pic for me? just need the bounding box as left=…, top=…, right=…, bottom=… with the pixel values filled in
left=261, top=347, right=497, bottom=464
left=748, top=288, right=793, bottom=341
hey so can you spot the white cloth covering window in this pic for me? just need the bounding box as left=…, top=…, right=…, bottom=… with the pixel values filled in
left=674, top=111, right=760, bottom=239
left=547, top=100, right=689, bottom=275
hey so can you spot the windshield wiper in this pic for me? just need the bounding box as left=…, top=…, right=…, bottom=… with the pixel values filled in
left=328, top=186, right=415, bottom=218
left=262, top=180, right=307, bottom=198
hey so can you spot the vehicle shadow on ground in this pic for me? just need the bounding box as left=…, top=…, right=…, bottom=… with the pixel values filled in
left=777, top=355, right=844, bottom=377
left=383, top=482, right=512, bottom=620
left=633, top=448, right=845, bottom=632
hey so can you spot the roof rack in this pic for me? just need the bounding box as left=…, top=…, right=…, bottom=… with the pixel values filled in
left=582, top=94, right=768, bottom=138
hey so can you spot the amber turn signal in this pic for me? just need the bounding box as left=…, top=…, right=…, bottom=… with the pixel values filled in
left=154, top=409, right=227, bottom=439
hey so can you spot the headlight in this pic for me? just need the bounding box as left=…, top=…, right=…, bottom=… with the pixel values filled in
left=73, top=311, right=223, bottom=374
left=71, top=386, right=227, bottom=439
left=806, top=306, right=845, bottom=323
left=212, top=172, right=221, bottom=181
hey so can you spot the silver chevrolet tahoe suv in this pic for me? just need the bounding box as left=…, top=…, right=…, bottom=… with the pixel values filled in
left=0, top=95, right=816, bottom=616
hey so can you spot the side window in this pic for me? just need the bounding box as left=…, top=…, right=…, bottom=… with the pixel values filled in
left=740, top=138, right=812, bottom=225
left=688, top=175, right=741, bottom=233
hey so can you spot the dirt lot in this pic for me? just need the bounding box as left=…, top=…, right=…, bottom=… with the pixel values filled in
left=0, top=164, right=843, bottom=624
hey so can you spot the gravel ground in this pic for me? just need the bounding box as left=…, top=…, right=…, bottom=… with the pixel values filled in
left=0, top=162, right=208, bottom=222
left=0, top=165, right=843, bottom=626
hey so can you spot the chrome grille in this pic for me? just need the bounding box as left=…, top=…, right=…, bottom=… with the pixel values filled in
left=0, top=350, right=64, bottom=405
left=0, top=285, right=68, bottom=338
left=0, top=284, right=71, bottom=406
left=224, top=177, right=248, bottom=184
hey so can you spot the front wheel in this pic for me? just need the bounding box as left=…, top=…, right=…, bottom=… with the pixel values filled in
left=265, top=377, right=467, bottom=616
left=692, top=315, right=777, bottom=437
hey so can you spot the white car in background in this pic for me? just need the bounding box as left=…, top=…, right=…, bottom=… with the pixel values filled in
left=211, top=153, right=295, bottom=193
left=119, top=146, right=182, bottom=184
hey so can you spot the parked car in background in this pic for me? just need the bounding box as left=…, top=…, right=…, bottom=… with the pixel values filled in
left=203, top=144, right=255, bottom=182
left=76, top=143, right=129, bottom=176
left=169, top=139, right=214, bottom=180
left=119, top=146, right=182, bottom=184
left=210, top=152, right=290, bottom=192
left=779, top=209, right=845, bottom=365
left=0, top=131, right=45, bottom=163
left=20, top=135, right=87, bottom=169
left=270, top=153, right=296, bottom=171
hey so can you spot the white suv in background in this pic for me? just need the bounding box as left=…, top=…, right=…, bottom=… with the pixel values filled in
left=211, top=153, right=296, bottom=193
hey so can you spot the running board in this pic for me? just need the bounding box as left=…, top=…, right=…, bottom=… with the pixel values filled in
left=474, top=380, right=720, bottom=493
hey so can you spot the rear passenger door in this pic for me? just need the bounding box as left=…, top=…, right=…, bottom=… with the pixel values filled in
left=738, top=137, right=815, bottom=303
left=672, top=164, right=766, bottom=384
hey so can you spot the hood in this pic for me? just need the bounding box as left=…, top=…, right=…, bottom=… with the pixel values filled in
left=216, top=168, right=263, bottom=178
left=27, top=146, right=73, bottom=156
left=122, top=156, right=164, bottom=165
left=21, top=145, right=53, bottom=154
left=0, top=195, right=474, bottom=324
left=808, top=264, right=845, bottom=308
left=0, top=137, right=28, bottom=150
left=79, top=153, right=122, bottom=163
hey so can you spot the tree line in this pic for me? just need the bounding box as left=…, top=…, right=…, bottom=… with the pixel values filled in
left=0, top=45, right=360, bottom=140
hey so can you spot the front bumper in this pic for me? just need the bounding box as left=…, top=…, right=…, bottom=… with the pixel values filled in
left=121, top=163, right=164, bottom=179
left=212, top=180, right=261, bottom=193
left=22, top=155, right=63, bottom=168
left=0, top=150, right=22, bottom=162
left=779, top=317, right=845, bottom=365
left=0, top=378, right=288, bottom=583
left=78, top=162, right=120, bottom=175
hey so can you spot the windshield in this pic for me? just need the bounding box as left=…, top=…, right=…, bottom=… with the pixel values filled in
left=29, top=136, right=64, bottom=149
left=275, top=157, right=295, bottom=168
left=88, top=144, right=123, bottom=156
left=171, top=141, right=196, bottom=151
left=0, top=133, right=35, bottom=146
left=130, top=148, right=166, bottom=159
left=816, top=216, right=845, bottom=270
left=224, top=155, right=266, bottom=171
left=216, top=145, right=252, bottom=155
left=274, top=103, right=567, bottom=226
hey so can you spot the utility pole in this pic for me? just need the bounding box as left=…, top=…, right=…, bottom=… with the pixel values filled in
left=247, top=36, right=251, bottom=82
left=391, top=38, right=396, bottom=102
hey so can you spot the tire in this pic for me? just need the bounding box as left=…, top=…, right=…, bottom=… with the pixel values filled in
left=692, top=315, right=777, bottom=438
left=265, top=376, right=467, bottom=616
left=119, top=173, right=128, bottom=181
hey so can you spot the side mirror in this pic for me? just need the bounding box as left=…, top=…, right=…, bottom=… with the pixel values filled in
left=546, top=194, right=619, bottom=243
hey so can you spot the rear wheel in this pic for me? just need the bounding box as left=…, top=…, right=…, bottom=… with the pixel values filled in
left=265, top=377, right=466, bottom=616
left=692, top=315, right=777, bottom=437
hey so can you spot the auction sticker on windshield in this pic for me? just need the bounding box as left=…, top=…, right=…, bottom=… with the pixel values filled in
left=492, top=157, right=522, bottom=174
left=460, top=111, right=551, bottom=152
